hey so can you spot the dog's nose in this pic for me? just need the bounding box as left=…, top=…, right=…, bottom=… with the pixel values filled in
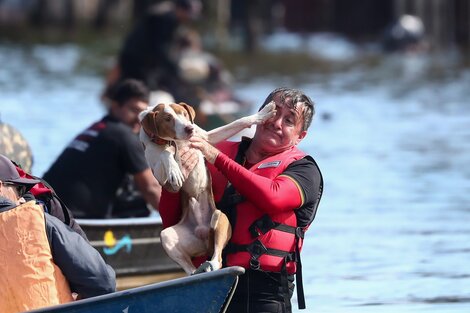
left=184, top=125, right=194, bottom=135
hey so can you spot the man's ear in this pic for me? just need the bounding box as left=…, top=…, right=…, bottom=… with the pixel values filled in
left=295, top=130, right=307, bottom=145
left=109, top=101, right=120, bottom=116
left=179, top=102, right=196, bottom=123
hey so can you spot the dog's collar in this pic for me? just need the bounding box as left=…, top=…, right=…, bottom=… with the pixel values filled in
left=143, top=128, right=170, bottom=146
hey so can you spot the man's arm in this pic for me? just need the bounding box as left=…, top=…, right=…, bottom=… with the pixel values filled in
left=133, top=169, right=162, bottom=211
left=45, top=214, right=116, bottom=298
left=213, top=153, right=304, bottom=214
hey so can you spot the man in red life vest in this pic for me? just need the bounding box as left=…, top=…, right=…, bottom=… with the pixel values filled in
left=160, top=87, right=323, bottom=313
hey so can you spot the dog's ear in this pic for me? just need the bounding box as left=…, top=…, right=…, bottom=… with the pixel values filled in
left=179, top=102, right=196, bottom=124
left=141, top=103, right=164, bottom=136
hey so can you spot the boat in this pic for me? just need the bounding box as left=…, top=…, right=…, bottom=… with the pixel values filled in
left=28, top=266, right=245, bottom=313
left=77, top=216, right=185, bottom=290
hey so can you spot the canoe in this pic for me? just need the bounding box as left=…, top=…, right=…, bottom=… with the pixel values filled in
left=28, top=266, right=245, bottom=313
left=77, top=216, right=185, bottom=289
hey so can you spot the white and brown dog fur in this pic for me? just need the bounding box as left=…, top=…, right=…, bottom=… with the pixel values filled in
left=138, top=101, right=275, bottom=275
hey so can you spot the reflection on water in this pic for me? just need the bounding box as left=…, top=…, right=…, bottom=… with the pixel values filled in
left=1, top=37, right=469, bottom=312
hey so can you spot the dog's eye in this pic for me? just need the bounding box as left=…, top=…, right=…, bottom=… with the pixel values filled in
left=165, top=116, right=172, bottom=122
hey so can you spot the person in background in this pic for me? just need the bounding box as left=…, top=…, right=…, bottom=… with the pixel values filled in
left=0, top=154, right=115, bottom=313
left=0, top=120, right=34, bottom=172
left=44, top=79, right=161, bottom=218
left=160, top=87, right=323, bottom=312
left=106, top=0, right=202, bottom=100
left=382, top=14, right=429, bottom=53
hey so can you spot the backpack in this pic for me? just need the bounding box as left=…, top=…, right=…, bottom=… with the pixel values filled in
left=14, top=164, right=88, bottom=240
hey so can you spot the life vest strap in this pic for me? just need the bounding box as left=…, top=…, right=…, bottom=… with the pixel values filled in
left=226, top=239, right=306, bottom=310
left=225, top=240, right=296, bottom=270
left=249, top=214, right=305, bottom=239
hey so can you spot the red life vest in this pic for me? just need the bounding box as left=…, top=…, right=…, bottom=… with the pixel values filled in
left=210, top=139, right=307, bottom=274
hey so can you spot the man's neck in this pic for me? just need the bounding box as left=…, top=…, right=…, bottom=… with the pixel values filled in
left=245, top=146, right=271, bottom=165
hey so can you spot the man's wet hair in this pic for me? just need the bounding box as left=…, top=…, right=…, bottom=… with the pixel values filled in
left=108, top=79, right=150, bottom=106
left=260, top=87, right=315, bottom=132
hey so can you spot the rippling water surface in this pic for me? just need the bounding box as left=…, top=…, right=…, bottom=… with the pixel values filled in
left=1, top=37, right=469, bottom=312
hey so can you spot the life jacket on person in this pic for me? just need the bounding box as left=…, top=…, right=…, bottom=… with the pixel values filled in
left=14, top=163, right=88, bottom=239
left=0, top=201, right=73, bottom=313
left=212, top=138, right=320, bottom=310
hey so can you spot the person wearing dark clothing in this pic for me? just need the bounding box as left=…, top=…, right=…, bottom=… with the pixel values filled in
left=13, top=160, right=87, bottom=239
left=0, top=197, right=116, bottom=297
left=115, top=0, right=201, bottom=95
left=160, top=87, right=323, bottom=312
left=0, top=154, right=115, bottom=312
left=44, top=79, right=161, bottom=218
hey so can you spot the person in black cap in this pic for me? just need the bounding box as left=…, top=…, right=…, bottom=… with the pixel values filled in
left=0, top=153, right=116, bottom=311
left=0, top=154, right=40, bottom=202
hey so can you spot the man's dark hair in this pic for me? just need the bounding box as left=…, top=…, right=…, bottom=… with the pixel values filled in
left=260, top=87, right=315, bottom=132
left=175, top=0, right=200, bottom=11
left=175, top=0, right=192, bottom=10
left=108, top=79, right=149, bottom=106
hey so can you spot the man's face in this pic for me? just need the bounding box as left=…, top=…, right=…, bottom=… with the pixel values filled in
left=113, top=98, right=148, bottom=133
left=253, top=94, right=307, bottom=154
left=0, top=181, right=22, bottom=204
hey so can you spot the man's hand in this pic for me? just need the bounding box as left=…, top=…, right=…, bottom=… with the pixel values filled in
left=163, top=146, right=199, bottom=193
left=179, top=146, right=199, bottom=178
left=189, top=137, right=220, bottom=164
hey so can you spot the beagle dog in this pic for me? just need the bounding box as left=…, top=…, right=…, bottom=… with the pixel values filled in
left=138, top=101, right=275, bottom=274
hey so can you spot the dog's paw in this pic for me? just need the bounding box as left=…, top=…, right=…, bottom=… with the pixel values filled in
left=253, top=101, right=276, bottom=124
left=167, top=164, right=185, bottom=189
left=192, top=260, right=220, bottom=275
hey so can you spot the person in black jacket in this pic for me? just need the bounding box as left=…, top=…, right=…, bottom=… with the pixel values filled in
left=12, top=159, right=88, bottom=239
left=0, top=154, right=115, bottom=305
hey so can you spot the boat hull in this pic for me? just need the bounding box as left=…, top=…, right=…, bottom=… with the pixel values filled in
left=78, top=217, right=180, bottom=277
left=28, top=266, right=245, bottom=313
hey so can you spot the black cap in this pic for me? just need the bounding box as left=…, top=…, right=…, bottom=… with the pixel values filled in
left=0, top=154, right=40, bottom=187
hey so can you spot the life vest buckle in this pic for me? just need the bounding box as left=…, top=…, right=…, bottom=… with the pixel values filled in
left=250, top=258, right=261, bottom=270
left=247, top=239, right=268, bottom=257
left=249, top=214, right=276, bottom=238
left=247, top=240, right=266, bottom=269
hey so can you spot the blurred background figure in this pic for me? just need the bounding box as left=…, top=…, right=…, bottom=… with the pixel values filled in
left=382, top=14, right=428, bottom=53
left=0, top=119, right=33, bottom=173
left=105, top=0, right=202, bottom=103
left=105, top=0, right=250, bottom=129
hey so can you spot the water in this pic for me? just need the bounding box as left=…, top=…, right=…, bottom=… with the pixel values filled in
left=1, top=35, right=470, bottom=312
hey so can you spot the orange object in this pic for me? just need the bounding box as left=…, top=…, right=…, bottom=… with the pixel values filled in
left=0, top=201, right=73, bottom=313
